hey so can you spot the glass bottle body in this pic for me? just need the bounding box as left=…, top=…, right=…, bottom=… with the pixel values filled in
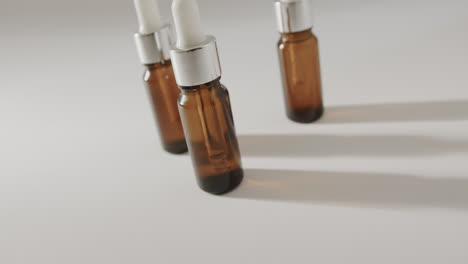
left=277, top=29, right=324, bottom=123
left=178, top=78, right=243, bottom=195
left=144, top=61, right=187, bottom=154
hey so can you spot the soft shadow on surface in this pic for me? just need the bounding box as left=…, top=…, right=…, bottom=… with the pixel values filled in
left=322, top=100, right=468, bottom=123
left=227, top=169, right=468, bottom=210
left=239, top=134, right=468, bottom=157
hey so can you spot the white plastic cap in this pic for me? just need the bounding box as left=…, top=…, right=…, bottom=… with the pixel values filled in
left=172, top=0, right=207, bottom=50
left=134, top=0, right=164, bottom=34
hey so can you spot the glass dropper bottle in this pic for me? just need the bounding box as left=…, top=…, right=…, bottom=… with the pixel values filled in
left=133, top=0, right=187, bottom=154
left=275, top=0, right=324, bottom=123
left=170, top=0, right=244, bottom=195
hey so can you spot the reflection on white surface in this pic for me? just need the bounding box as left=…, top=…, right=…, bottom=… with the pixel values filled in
left=229, top=169, right=468, bottom=210
left=324, top=100, right=468, bottom=123
left=239, top=133, right=468, bottom=157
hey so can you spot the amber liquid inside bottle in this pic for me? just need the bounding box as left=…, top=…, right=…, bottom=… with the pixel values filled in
left=144, top=60, right=187, bottom=154
left=178, top=78, right=243, bottom=194
left=278, top=29, right=324, bottom=123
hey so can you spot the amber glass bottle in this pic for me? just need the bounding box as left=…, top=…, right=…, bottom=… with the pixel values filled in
left=144, top=60, right=187, bottom=154
left=278, top=29, right=323, bottom=123
left=178, top=78, right=243, bottom=194
left=171, top=0, right=243, bottom=194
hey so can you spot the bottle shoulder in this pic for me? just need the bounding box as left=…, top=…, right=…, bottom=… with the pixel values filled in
left=143, top=61, right=173, bottom=81
left=179, top=78, right=225, bottom=93
left=278, top=29, right=317, bottom=46
left=179, top=78, right=228, bottom=107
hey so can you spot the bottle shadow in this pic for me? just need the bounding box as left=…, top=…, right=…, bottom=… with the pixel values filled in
left=239, top=134, right=468, bottom=157
left=227, top=169, right=468, bottom=210
left=321, top=99, right=468, bottom=123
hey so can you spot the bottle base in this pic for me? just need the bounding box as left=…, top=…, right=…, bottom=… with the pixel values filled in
left=287, top=106, right=324, bottom=124
left=198, top=168, right=244, bottom=195
left=163, top=139, right=188, bottom=154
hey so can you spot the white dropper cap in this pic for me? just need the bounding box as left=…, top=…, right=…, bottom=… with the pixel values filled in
left=134, top=0, right=164, bottom=34
left=172, top=0, right=207, bottom=50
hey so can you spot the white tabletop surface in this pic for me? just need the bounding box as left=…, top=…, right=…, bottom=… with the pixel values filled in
left=1, top=0, right=468, bottom=263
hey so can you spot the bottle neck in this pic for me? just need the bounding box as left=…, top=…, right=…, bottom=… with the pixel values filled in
left=179, top=77, right=221, bottom=91
left=280, top=29, right=313, bottom=42
left=144, top=60, right=172, bottom=70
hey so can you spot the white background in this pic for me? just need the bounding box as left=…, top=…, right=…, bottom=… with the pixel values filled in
left=1, top=0, right=468, bottom=263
